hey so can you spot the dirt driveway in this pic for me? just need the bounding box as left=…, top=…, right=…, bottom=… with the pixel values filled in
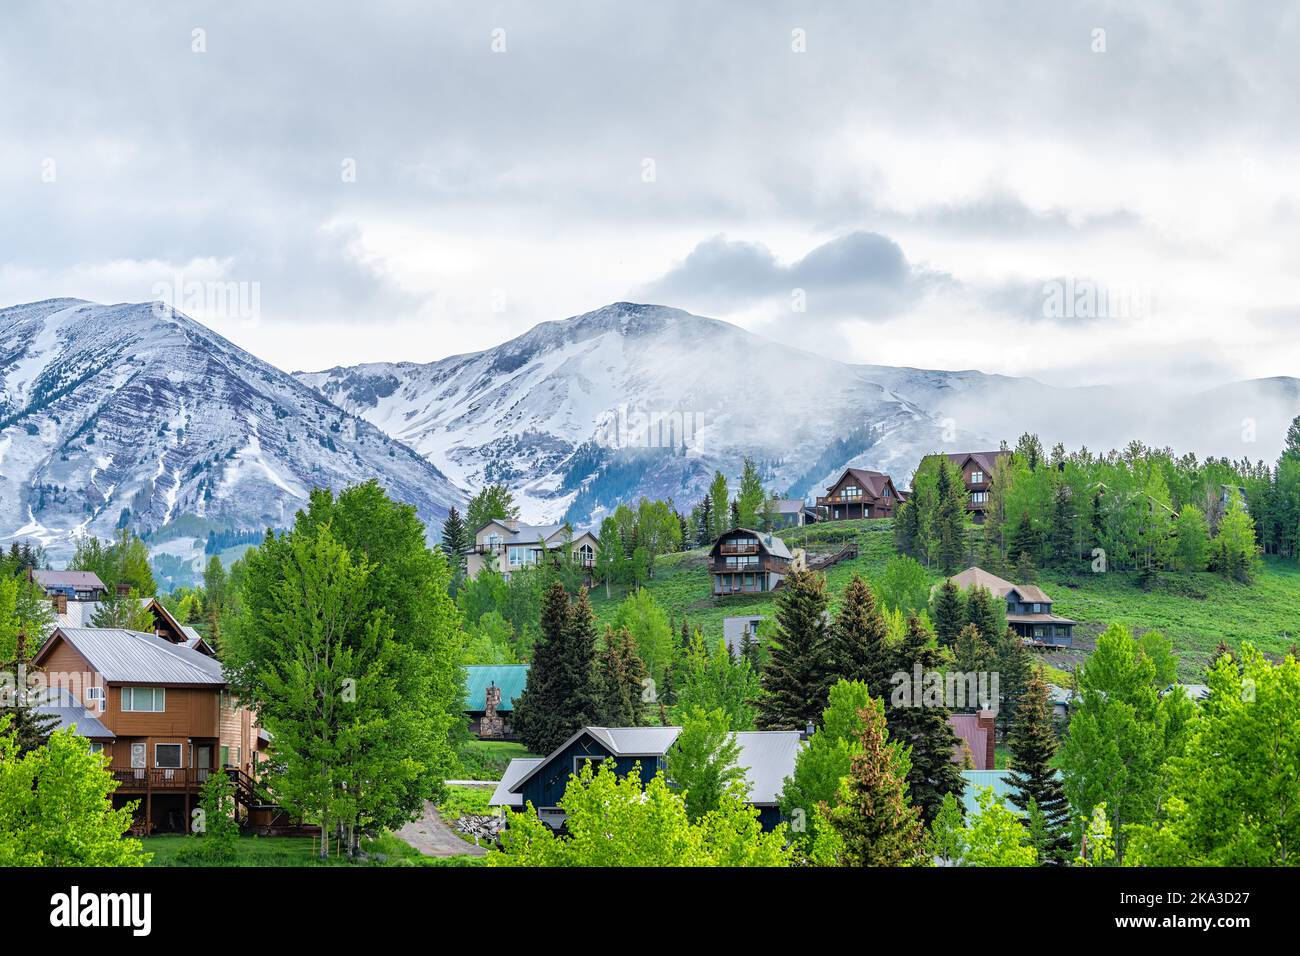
left=395, top=801, right=488, bottom=858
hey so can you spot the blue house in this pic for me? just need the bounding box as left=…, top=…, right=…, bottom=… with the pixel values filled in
left=491, top=725, right=802, bottom=832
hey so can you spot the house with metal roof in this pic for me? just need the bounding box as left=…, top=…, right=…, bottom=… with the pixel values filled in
left=30, top=626, right=264, bottom=834
left=29, top=568, right=108, bottom=602
left=50, top=595, right=214, bottom=654
left=465, top=518, right=599, bottom=582
left=723, top=615, right=765, bottom=656
left=709, top=528, right=792, bottom=596
left=464, top=664, right=529, bottom=738
left=490, top=725, right=803, bottom=831
left=945, top=566, right=1076, bottom=647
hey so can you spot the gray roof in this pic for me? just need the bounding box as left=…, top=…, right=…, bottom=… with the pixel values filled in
left=733, top=731, right=802, bottom=805
left=33, top=688, right=115, bottom=739
left=473, top=520, right=595, bottom=547
left=723, top=615, right=764, bottom=655
left=1164, top=683, right=1211, bottom=701
left=49, top=628, right=226, bottom=685
left=33, top=569, right=105, bottom=590
left=772, top=498, right=805, bottom=514
left=492, top=758, right=543, bottom=807
left=713, top=528, right=792, bottom=560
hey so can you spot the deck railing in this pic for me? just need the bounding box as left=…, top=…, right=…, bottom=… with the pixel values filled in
left=110, top=767, right=217, bottom=790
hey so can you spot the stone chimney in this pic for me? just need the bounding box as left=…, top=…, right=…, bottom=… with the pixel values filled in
left=52, top=593, right=67, bottom=615
left=977, top=710, right=996, bottom=771
left=480, top=683, right=504, bottom=739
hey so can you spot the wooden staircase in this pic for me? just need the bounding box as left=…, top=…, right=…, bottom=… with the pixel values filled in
left=807, top=541, right=858, bottom=571
left=224, top=768, right=319, bottom=835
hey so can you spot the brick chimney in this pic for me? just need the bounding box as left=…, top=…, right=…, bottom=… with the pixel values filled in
left=116, top=582, right=131, bottom=598
left=52, top=593, right=67, bottom=615
left=977, top=710, right=996, bottom=771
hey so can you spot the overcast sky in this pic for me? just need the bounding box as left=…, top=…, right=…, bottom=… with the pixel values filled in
left=3, top=1, right=1298, bottom=385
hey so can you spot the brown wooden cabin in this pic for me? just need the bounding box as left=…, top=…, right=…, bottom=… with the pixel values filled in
left=944, top=451, right=1011, bottom=524
left=945, top=566, right=1076, bottom=647
left=32, top=626, right=266, bottom=834
left=50, top=593, right=215, bottom=654
left=709, top=528, right=792, bottom=596
left=816, top=468, right=900, bottom=521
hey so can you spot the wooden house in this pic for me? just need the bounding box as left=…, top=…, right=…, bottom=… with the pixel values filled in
left=944, top=451, right=1011, bottom=523
left=489, top=725, right=802, bottom=831
left=946, top=566, right=1076, bottom=647
left=709, top=528, right=792, bottom=596
left=815, top=468, right=900, bottom=521
left=51, top=593, right=214, bottom=654
left=30, top=568, right=108, bottom=603
left=31, top=626, right=267, bottom=833
left=465, top=519, right=599, bottom=582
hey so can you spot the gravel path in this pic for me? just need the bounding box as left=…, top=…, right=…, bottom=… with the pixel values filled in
left=395, top=801, right=488, bottom=857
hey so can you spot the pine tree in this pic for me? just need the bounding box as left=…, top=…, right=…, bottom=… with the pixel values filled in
left=1009, top=511, right=1041, bottom=567
left=994, top=628, right=1033, bottom=737
left=934, top=461, right=967, bottom=572
left=514, top=582, right=587, bottom=754
left=953, top=622, right=996, bottom=677
left=885, top=616, right=965, bottom=823
left=1046, top=483, right=1077, bottom=568
left=821, top=696, right=925, bottom=866
left=964, top=585, right=1002, bottom=645
left=1006, top=672, right=1072, bottom=865
left=930, top=579, right=964, bottom=649
left=598, top=626, right=648, bottom=726
left=440, top=507, right=469, bottom=570
left=894, top=498, right=921, bottom=557
left=825, top=575, right=892, bottom=697
left=757, top=570, right=832, bottom=731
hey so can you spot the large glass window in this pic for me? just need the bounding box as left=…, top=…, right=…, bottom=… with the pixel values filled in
left=155, top=743, right=183, bottom=769
left=122, top=687, right=165, bottom=712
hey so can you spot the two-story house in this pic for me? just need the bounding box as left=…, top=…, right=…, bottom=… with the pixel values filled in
left=709, top=528, right=792, bottom=595
left=30, top=568, right=108, bottom=603
left=32, top=626, right=265, bottom=833
left=946, top=566, right=1076, bottom=647
left=944, top=451, right=1011, bottom=523
left=815, top=468, right=901, bottom=521
left=489, top=725, right=802, bottom=831
left=464, top=519, right=599, bottom=582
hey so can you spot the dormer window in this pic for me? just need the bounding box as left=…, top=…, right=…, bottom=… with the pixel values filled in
left=970, top=471, right=984, bottom=484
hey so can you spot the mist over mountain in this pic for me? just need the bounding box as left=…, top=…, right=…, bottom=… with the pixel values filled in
left=298, top=302, right=1300, bottom=528
left=0, top=298, right=462, bottom=568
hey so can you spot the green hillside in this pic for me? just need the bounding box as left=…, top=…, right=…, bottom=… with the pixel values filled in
left=588, top=518, right=1300, bottom=680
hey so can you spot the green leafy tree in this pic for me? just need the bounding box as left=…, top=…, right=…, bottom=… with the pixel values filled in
left=778, top=679, right=873, bottom=854
left=1209, top=491, right=1260, bottom=583
left=928, top=789, right=1036, bottom=867
left=665, top=707, right=747, bottom=821
left=877, top=554, right=930, bottom=617
left=671, top=632, right=760, bottom=730
left=0, top=721, right=147, bottom=866
left=757, top=569, right=832, bottom=730
left=708, top=470, right=731, bottom=540
left=90, top=586, right=156, bottom=631
left=613, top=588, right=674, bottom=686
left=492, top=761, right=790, bottom=866
left=466, top=484, right=519, bottom=533
left=1172, top=504, right=1210, bottom=572
left=594, top=516, right=626, bottom=599
left=176, top=770, right=240, bottom=865
left=735, top=458, right=766, bottom=530
left=598, top=626, right=649, bottom=726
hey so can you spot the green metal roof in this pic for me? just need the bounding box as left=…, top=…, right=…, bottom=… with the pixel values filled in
left=960, top=769, right=1063, bottom=817
left=463, top=665, right=529, bottom=713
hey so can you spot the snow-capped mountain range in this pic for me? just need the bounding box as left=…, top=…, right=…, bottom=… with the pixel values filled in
left=0, top=299, right=462, bottom=564
left=4, top=298, right=1297, bottom=566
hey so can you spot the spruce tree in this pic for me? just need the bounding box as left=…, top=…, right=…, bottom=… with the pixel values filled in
left=885, top=616, right=965, bottom=824
left=822, top=696, right=925, bottom=866
left=756, top=569, right=832, bottom=731
left=994, top=628, right=1033, bottom=737
left=964, top=585, right=1002, bottom=645
left=562, top=587, right=603, bottom=725
left=930, top=579, right=965, bottom=648
left=1009, top=511, right=1041, bottom=568
left=825, top=575, right=892, bottom=697
left=598, top=626, right=648, bottom=726
left=1046, top=484, right=1077, bottom=568
left=934, top=461, right=967, bottom=572
left=894, top=498, right=921, bottom=557
left=1007, top=672, right=1072, bottom=865
left=514, top=582, right=590, bottom=754
left=953, top=622, right=997, bottom=678
left=440, top=507, right=469, bottom=588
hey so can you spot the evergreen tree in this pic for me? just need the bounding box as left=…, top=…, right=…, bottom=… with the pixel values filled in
left=885, top=616, right=965, bottom=824
left=514, top=582, right=603, bottom=755
left=994, top=627, right=1033, bottom=737
left=1006, top=673, right=1072, bottom=865
left=440, top=507, right=469, bottom=589
left=893, top=497, right=921, bottom=557
left=1046, top=483, right=1077, bottom=568
left=818, top=697, right=925, bottom=866
left=597, top=626, right=648, bottom=726
left=756, top=570, right=832, bottom=731
left=953, top=622, right=996, bottom=678
left=934, top=460, right=967, bottom=572
left=825, top=575, right=892, bottom=697
left=964, top=585, right=1003, bottom=645
left=1008, top=511, right=1041, bottom=567
left=930, top=579, right=965, bottom=649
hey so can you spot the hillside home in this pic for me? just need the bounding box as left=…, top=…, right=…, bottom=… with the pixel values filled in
left=465, top=519, right=599, bottom=582
left=709, top=528, right=792, bottom=595
left=816, top=468, right=900, bottom=521
left=946, top=566, right=1076, bottom=647
left=32, top=626, right=265, bottom=833
left=490, top=725, right=802, bottom=831
left=51, top=594, right=214, bottom=654
left=769, top=498, right=818, bottom=528
left=723, top=614, right=765, bottom=656
left=944, top=451, right=1011, bottom=523
left=29, top=568, right=108, bottom=603
left=464, top=664, right=529, bottom=739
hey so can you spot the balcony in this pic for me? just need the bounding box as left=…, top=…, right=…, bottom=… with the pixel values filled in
left=816, top=494, right=868, bottom=507
left=718, top=540, right=760, bottom=555
left=110, top=767, right=218, bottom=791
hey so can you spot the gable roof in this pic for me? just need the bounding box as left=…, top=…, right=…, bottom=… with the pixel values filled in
left=31, top=569, right=106, bottom=590
left=733, top=731, right=802, bottom=805
left=945, top=450, right=1010, bottom=475
left=51, top=596, right=213, bottom=651
left=723, top=615, right=765, bottom=656
left=37, top=627, right=226, bottom=686
left=471, top=520, right=594, bottom=549
left=946, top=566, right=1016, bottom=597
left=771, top=498, right=805, bottom=514
left=827, top=468, right=896, bottom=498
left=491, top=758, right=543, bottom=807
left=463, top=664, right=529, bottom=713
left=1005, top=582, right=1053, bottom=604
left=710, top=528, right=792, bottom=560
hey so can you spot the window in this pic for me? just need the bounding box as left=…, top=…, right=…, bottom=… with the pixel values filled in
left=842, top=485, right=862, bottom=498
left=970, top=491, right=988, bottom=504
left=221, top=745, right=230, bottom=767
left=122, top=687, right=165, bottom=712
left=88, top=742, right=104, bottom=755
left=85, top=686, right=105, bottom=709
left=155, top=743, right=183, bottom=769
left=486, top=532, right=503, bottom=549
left=574, top=755, right=607, bottom=775
left=1032, top=603, right=1042, bottom=613
left=970, top=471, right=984, bottom=484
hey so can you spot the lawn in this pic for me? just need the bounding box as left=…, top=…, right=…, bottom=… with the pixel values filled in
left=589, top=518, right=1300, bottom=679
left=140, top=832, right=486, bottom=867
left=456, top=739, right=537, bottom=780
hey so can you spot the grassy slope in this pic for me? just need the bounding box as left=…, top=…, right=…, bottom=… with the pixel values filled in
left=589, top=518, right=1300, bottom=679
